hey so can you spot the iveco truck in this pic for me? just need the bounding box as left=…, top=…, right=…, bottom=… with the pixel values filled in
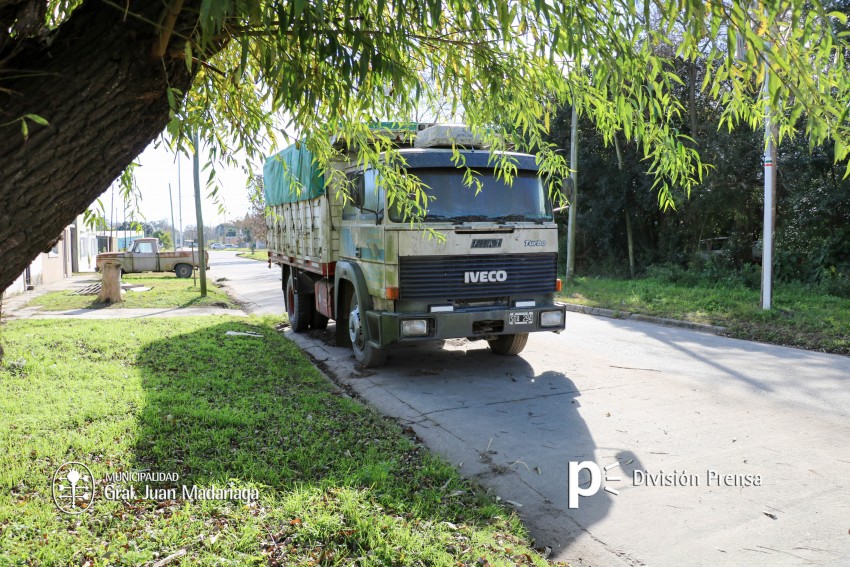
left=263, top=124, right=566, bottom=367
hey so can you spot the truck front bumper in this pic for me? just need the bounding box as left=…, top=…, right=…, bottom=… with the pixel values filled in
left=365, top=303, right=567, bottom=347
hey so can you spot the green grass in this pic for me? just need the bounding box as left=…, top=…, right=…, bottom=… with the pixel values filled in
left=25, top=273, right=237, bottom=311
left=0, top=317, right=550, bottom=566
left=237, top=250, right=269, bottom=262
left=560, top=276, right=850, bottom=354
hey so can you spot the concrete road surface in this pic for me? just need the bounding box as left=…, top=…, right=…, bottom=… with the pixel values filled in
left=215, top=252, right=850, bottom=566
left=208, top=250, right=281, bottom=314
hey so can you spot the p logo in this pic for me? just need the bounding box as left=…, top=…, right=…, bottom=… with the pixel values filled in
left=567, top=460, right=621, bottom=509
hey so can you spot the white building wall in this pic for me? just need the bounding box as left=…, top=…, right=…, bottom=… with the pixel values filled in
left=3, top=273, right=27, bottom=298
left=29, top=254, right=44, bottom=286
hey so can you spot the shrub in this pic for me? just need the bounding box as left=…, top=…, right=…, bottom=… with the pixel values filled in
left=819, top=268, right=850, bottom=299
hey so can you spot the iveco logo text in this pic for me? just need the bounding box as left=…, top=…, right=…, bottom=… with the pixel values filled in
left=471, top=239, right=502, bottom=248
left=524, top=240, right=547, bottom=247
left=464, top=270, right=507, bottom=283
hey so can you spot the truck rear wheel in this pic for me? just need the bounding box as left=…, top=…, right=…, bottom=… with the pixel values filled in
left=175, top=263, right=193, bottom=278
left=488, top=333, right=529, bottom=356
left=285, top=274, right=311, bottom=332
left=348, top=292, right=386, bottom=367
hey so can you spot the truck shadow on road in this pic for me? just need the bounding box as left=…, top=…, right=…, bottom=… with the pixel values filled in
left=314, top=333, right=646, bottom=561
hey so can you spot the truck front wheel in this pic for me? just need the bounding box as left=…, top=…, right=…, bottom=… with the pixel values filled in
left=348, top=292, right=386, bottom=367
left=175, top=264, right=193, bottom=278
left=285, top=274, right=311, bottom=332
left=488, top=333, right=529, bottom=356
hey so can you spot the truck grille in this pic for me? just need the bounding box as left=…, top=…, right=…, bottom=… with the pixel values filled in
left=399, top=253, right=557, bottom=300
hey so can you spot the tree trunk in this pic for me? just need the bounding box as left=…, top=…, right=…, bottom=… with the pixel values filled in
left=688, top=61, right=698, bottom=141
left=624, top=206, right=636, bottom=279
left=97, top=262, right=123, bottom=304
left=0, top=0, right=200, bottom=294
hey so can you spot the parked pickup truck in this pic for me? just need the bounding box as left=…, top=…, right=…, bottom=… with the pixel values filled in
left=96, top=238, right=208, bottom=278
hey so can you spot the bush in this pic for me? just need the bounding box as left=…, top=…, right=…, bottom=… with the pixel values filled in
left=643, top=258, right=763, bottom=291
left=740, top=263, right=762, bottom=290
left=644, top=263, right=701, bottom=286
left=819, top=268, right=850, bottom=299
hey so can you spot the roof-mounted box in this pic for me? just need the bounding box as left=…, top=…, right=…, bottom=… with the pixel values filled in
left=414, top=124, right=489, bottom=149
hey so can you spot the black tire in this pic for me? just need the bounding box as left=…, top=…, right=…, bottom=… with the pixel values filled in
left=487, top=333, right=529, bottom=356
left=347, top=291, right=386, bottom=367
left=175, top=264, right=193, bottom=278
left=285, top=273, right=311, bottom=332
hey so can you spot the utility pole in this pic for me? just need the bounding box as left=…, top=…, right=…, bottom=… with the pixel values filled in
left=735, top=4, right=776, bottom=310
left=192, top=130, right=208, bottom=296
left=178, top=155, right=184, bottom=248
left=760, top=12, right=777, bottom=310
left=110, top=184, right=115, bottom=251
left=565, top=105, right=579, bottom=283
left=168, top=183, right=177, bottom=251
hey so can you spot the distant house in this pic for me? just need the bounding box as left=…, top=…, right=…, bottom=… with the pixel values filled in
left=3, top=216, right=102, bottom=299
left=70, top=218, right=99, bottom=272
left=96, top=229, right=144, bottom=252
left=3, top=226, right=73, bottom=298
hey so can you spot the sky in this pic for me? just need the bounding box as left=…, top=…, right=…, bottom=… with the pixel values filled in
left=97, top=138, right=258, bottom=229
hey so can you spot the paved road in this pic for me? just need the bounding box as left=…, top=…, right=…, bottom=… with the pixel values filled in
left=208, top=250, right=281, bottom=314
left=215, top=252, right=850, bottom=567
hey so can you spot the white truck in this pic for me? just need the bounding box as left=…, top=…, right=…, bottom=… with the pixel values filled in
left=264, top=124, right=566, bottom=367
left=96, top=238, right=208, bottom=278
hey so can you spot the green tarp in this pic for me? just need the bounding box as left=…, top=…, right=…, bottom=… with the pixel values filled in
left=263, top=144, right=325, bottom=206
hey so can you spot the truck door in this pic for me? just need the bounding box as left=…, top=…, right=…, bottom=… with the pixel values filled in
left=128, top=240, right=158, bottom=272
left=340, top=169, right=386, bottom=297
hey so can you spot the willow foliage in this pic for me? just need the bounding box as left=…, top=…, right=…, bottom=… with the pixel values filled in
left=26, top=0, right=850, bottom=213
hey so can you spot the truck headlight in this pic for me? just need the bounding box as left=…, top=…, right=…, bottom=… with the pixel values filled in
left=540, top=310, right=564, bottom=327
left=401, top=319, right=429, bottom=337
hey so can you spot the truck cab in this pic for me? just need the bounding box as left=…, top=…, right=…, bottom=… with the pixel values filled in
left=126, top=238, right=161, bottom=272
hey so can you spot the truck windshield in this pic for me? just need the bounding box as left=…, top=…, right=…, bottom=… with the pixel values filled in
left=388, top=168, right=551, bottom=223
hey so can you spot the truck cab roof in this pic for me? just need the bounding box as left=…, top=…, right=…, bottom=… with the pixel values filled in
left=392, top=148, right=539, bottom=172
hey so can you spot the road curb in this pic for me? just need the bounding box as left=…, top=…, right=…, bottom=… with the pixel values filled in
left=561, top=302, right=727, bottom=335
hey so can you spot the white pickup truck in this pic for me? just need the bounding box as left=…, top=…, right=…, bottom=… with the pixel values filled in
left=96, top=238, right=208, bottom=278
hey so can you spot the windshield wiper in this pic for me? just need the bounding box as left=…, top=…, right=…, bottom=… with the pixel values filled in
left=492, top=214, right=532, bottom=223
left=493, top=214, right=549, bottom=224
left=426, top=214, right=542, bottom=224
left=444, top=215, right=492, bottom=223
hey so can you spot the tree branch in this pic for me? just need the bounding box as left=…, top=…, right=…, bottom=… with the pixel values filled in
left=153, top=0, right=186, bottom=58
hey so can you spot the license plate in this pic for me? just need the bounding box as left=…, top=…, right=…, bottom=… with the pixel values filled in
left=509, top=311, right=534, bottom=325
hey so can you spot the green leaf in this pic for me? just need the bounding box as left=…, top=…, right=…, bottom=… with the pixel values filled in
left=829, top=11, right=848, bottom=25
left=24, top=114, right=48, bottom=126
left=184, top=40, right=193, bottom=73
